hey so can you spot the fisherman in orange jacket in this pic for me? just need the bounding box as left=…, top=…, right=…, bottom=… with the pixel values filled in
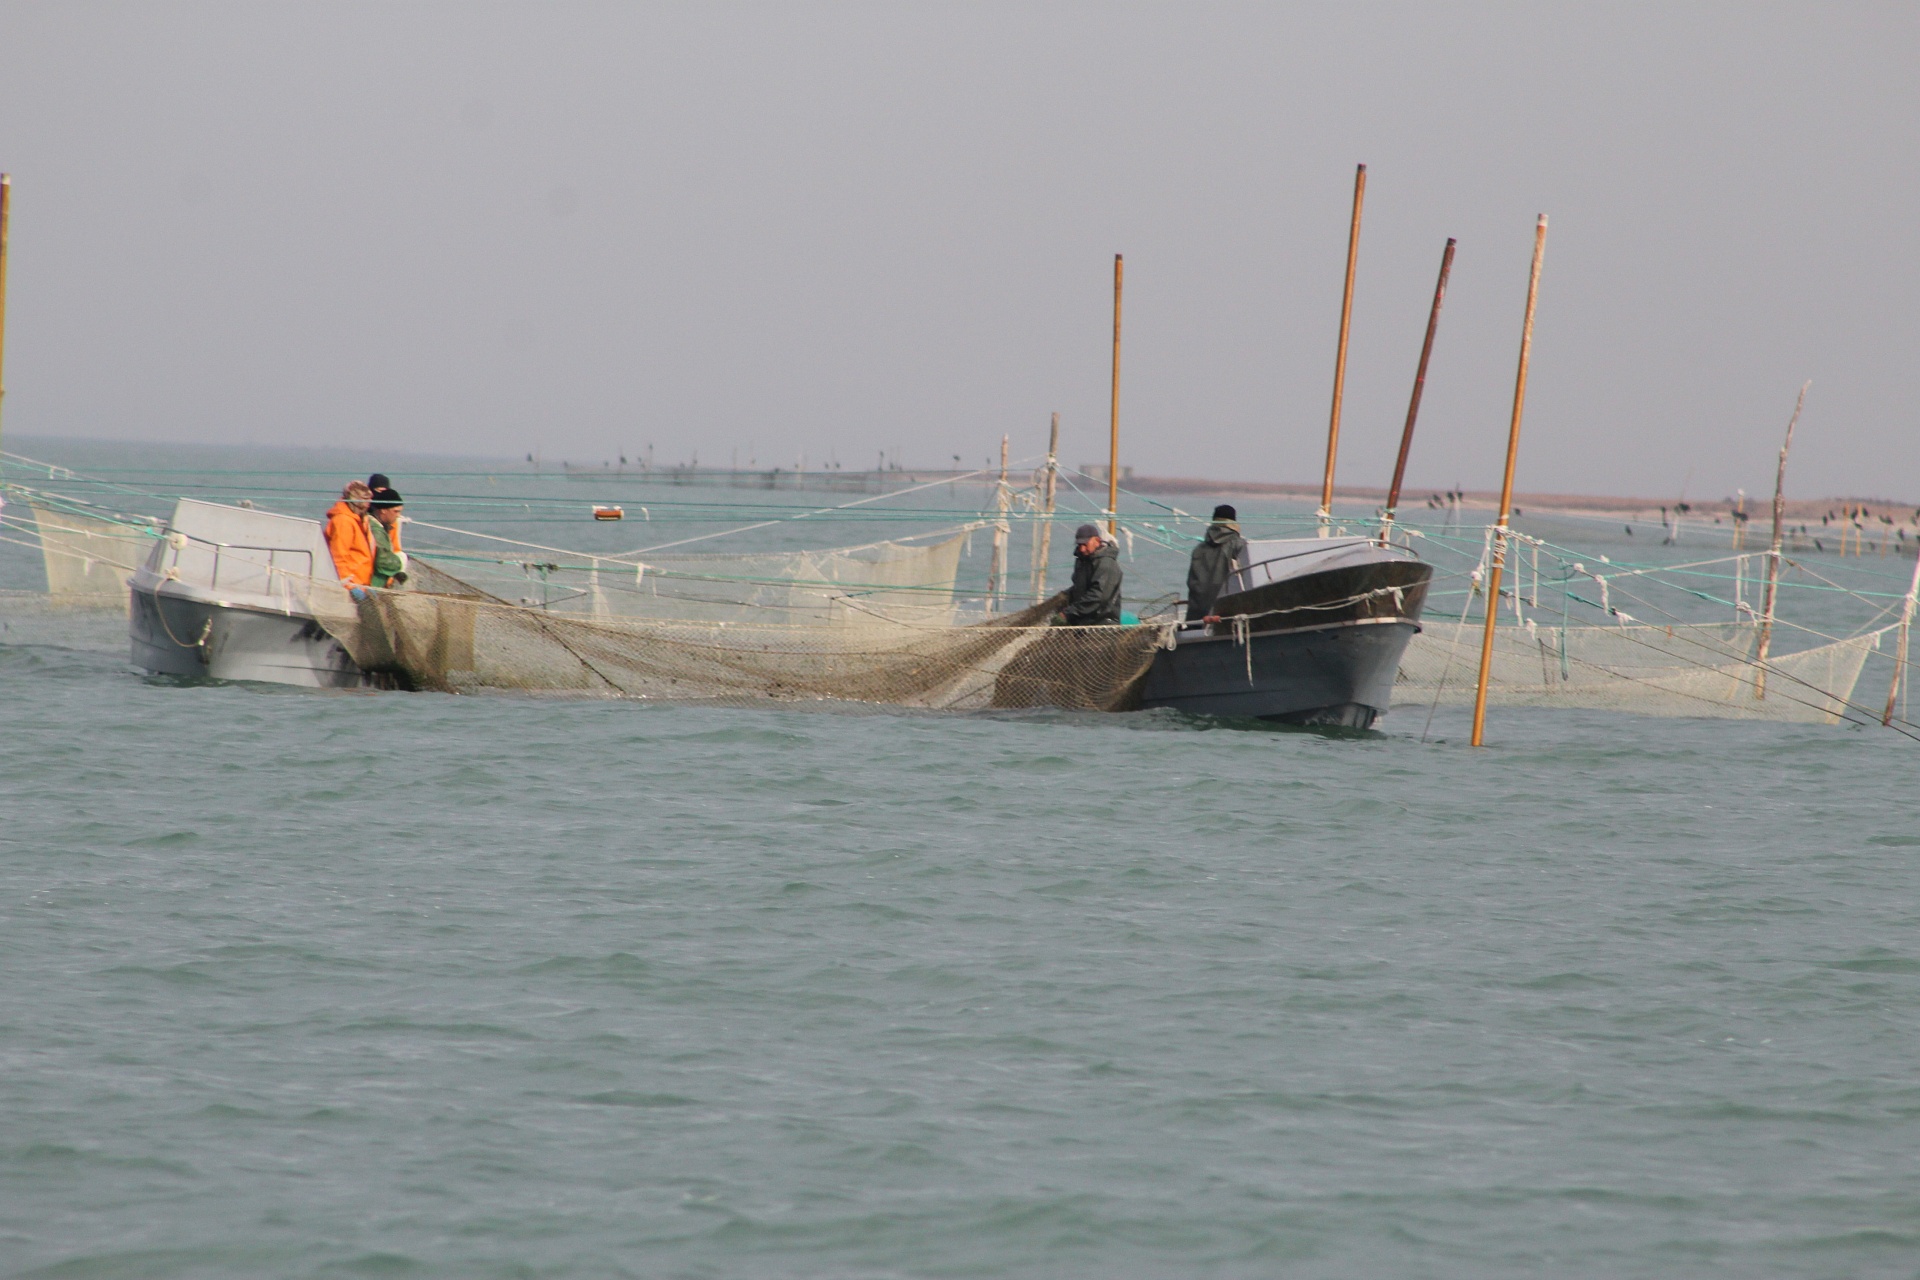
left=324, top=481, right=376, bottom=601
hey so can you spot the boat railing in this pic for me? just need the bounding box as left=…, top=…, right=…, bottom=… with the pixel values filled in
left=158, top=531, right=322, bottom=612
left=207, top=543, right=316, bottom=593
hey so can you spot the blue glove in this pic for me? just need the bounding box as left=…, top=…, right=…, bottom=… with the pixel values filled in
left=350, top=586, right=370, bottom=603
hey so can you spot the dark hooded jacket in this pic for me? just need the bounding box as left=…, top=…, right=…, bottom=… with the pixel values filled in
left=1185, top=521, right=1247, bottom=619
left=1062, top=538, right=1123, bottom=625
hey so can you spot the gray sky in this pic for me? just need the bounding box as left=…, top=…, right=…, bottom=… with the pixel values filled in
left=2, top=3, right=1915, bottom=499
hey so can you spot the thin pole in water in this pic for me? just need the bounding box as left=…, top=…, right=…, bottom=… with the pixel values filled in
left=1320, top=163, right=1366, bottom=537
left=1031, top=412, right=1060, bottom=604
left=1382, top=236, right=1455, bottom=542
left=1108, top=254, right=1123, bottom=536
left=1755, top=382, right=1808, bottom=700
left=0, top=175, right=11, bottom=454
left=988, top=434, right=1010, bottom=611
left=1884, top=536, right=1920, bottom=726
left=1470, top=215, right=1548, bottom=748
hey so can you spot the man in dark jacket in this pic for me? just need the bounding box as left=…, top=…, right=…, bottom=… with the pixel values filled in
left=1186, top=504, right=1247, bottom=620
left=1059, top=523, right=1123, bottom=625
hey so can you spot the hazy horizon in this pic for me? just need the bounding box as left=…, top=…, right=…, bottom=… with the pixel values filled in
left=2, top=3, right=1915, bottom=500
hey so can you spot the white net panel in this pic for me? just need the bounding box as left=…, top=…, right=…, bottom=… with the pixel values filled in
left=28, top=502, right=151, bottom=599
left=1396, top=619, right=1880, bottom=724
left=416, top=532, right=970, bottom=629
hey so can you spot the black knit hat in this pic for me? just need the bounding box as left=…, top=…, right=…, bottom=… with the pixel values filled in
left=368, top=473, right=391, bottom=490
left=1212, top=504, right=1237, bottom=521
left=369, top=486, right=404, bottom=509
left=1074, top=523, right=1102, bottom=542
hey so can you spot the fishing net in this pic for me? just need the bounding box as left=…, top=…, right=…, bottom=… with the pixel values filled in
left=1396, top=619, right=1880, bottom=724
left=417, top=532, right=971, bottom=628
left=318, top=558, right=1167, bottom=711
left=26, top=501, right=151, bottom=599
left=4, top=449, right=1901, bottom=729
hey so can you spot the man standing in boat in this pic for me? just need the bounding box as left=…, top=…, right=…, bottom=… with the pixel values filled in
left=367, top=486, right=408, bottom=589
left=1185, top=504, right=1247, bottom=621
left=323, top=481, right=376, bottom=601
left=1058, top=523, right=1123, bottom=625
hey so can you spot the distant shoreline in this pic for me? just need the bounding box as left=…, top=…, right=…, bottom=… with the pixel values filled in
left=1125, top=475, right=1916, bottom=526
left=6, top=436, right=1911, bottom=524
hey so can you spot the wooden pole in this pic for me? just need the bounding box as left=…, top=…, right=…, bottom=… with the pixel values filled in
left=1108, top=254, right=1123, bottom=536
left=1469, top=215, right=1548, bottom=748
left=0, top=175, right=11, bottom=454
left=1382, top=236, right=1455, bottom=541
left=1319, top=163, right=1366, bottom=536
left=1884, top=541, right=1920, bottom=726
left=1031, top=412, right=1059, bottom=604
left=1754, top=382, right=1808, bottom=700
left=988, top=433, right=1010, bottom=610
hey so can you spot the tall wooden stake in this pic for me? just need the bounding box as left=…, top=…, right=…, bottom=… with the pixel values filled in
left=0, top=175, right=11, bottom=454
left=1031, top=412, right=1059, bottom=604
left=1884, top=541, right=1920, bottom=726
left=1754, top=382, right=1808, bottom=700
left=1108, top=254, right=1123, bottom=536
left=988, top=433, right=1010, bottom=610
left=1382, top=237, right=1456, bottom=542
left=1469, top=215, right=1548, bottom=748
left=1319, top=163, right=1366, bottom=536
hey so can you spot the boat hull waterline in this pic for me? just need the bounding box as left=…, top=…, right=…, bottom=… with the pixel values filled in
left=1138, top=619, right=1419, bottom=729
left=1137, top=540, right=1434, bottom=727
left=130, top=585, right=370, bottom=688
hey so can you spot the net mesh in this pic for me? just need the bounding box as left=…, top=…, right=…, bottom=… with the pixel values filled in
left=1396, top=619, right=1880, bottom=724
left=322, top=558, right=1168, bottom=711
left=306, top=556, right=1885, bottom=722
left=27, top=502, right=150, bottom=599
left=417, top=533, right=971, bottom=628
left=5, top=452, right=1901, bottom=729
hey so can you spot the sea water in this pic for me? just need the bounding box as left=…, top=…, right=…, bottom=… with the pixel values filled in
left=5, top=444, right=1920, bottom=1276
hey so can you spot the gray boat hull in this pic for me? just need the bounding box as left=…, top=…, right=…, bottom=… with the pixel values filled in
left=129, top=585, right=369, bottom=689
left=1138, top=619, right=1419, bottom=728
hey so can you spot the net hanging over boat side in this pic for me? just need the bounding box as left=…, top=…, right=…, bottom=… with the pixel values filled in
left=347, top=556, right=1885, bottom=723
left=322, top=558, right=1168, bottom=712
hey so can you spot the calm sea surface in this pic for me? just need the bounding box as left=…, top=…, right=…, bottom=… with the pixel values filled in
left=5, top=443, right=1920, bottom=1277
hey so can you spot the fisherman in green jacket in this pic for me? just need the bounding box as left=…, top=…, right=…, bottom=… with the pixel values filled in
left=367, top=486, right=409, bottom=589
left=1185, top=504, right=1247, bottom=620
left=1058, top=523, right=1123, bottom=625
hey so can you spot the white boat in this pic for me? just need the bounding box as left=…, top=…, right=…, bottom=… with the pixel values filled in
left=128, top=499, right=372, bottom=688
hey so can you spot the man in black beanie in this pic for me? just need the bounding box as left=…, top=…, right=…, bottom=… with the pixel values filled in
left=1058, top=523, right=1123, bottom=625
left=1185, top=504, right=1247, bottom=620
left=366, top=486, right=408, bottom=588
